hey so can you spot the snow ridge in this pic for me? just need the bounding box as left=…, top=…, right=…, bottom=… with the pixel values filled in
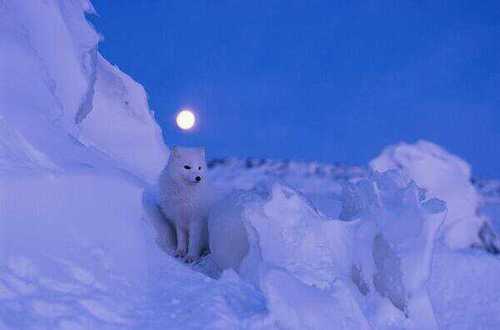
left=0, top=0, right=167, bottom=182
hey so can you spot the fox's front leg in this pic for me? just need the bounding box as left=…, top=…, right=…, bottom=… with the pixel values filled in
left=175, top=225, right=188, bottom=258
left=185, top=220, right=203, bottom=263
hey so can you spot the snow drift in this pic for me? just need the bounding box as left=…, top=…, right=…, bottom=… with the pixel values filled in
left=0, top=0, right=167, bottom=181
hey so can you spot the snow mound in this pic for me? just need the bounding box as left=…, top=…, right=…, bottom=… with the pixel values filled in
left=371, top=140, right=487, bottom=250
left=209, top=169, right=447, bottom=328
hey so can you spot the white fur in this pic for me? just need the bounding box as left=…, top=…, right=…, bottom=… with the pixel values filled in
left=158, top=146, right=210, bottom=262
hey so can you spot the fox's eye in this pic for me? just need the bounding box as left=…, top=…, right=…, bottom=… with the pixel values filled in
left=184, top=165, right=191, bottom=170
left=198, top=166, right=202, bottom=170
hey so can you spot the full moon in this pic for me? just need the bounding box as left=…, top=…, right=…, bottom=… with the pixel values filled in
left=176, top=109, right=196, bottom=130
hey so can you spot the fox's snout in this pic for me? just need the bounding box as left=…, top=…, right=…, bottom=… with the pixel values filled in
left=195, top=176, right=202, bottom=182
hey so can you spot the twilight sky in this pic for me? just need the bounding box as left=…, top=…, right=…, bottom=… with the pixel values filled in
left=90, top=1, right=500, bottom=178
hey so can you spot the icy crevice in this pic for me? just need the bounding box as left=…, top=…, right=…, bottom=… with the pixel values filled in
left=74, top=46, right=98, bottom=124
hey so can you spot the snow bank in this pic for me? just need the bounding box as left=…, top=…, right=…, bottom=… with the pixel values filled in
left=209, top=169, right=447, bottom=328
left=0, top=0, right=167, bottom=182
left=1, top=171, right=269, bottom=329
left=370, top=140, right=486, bottom=250
left=0, top=173, right=153, bottom=328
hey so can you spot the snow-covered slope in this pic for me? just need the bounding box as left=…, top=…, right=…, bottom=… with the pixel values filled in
left=0, top=0, right=167, bottom=181
left=0, top=1, right=177, bottom=328
left=2, top=1, right=500, bottom=329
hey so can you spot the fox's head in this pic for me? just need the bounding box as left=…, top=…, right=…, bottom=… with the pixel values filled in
left=167, top=146, right=207, bottom=185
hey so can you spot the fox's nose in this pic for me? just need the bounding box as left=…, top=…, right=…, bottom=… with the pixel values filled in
left=195, top=176, right=201, bottom=182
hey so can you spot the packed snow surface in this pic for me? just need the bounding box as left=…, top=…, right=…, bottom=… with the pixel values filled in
left=2, top=1, right=500, bottom=329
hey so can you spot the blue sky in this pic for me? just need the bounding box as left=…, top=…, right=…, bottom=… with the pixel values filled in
left=90, top=1, right=499, bottom=178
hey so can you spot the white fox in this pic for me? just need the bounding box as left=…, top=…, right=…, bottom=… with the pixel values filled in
left=158, top=146, right=210, bottom=262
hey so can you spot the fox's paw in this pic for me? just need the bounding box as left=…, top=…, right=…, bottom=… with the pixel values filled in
left=184, top=255, right=199, bottom=263
left=175, top=248, right=187, bottom=258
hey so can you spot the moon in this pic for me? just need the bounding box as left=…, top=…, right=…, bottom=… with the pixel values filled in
left=176, top=109, right=196, bottom=130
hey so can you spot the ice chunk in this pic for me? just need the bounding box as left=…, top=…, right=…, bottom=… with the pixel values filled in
left=209, top=181, right=353, bottom=289
left=371, top=140, right=486, bottom=250
left=208, top=180, right=376, bottom=327
left=345, top=169, right=446, bottom=329
left=209, top=171, right=446, bottom=328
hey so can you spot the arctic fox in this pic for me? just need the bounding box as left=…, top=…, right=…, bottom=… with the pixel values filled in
left=158, top=146, right=210, bottom=262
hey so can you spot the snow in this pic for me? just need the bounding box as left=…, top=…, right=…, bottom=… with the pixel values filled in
left=370, top=140, right=486, bottom=250
left=208, top=170, right=450, bottom=328
left=0, top=0, right=167, bottom=182
left=210, top=181, right=353, bottom=288
left=258, top=268, right=370, bottom=329
left=346, top=170, right=446, bottom=329
left=77, top=54, right=168, bottom=182
left=2, top=1, right=500, bottom=329
left=428, top=246, right=500, bottom=329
